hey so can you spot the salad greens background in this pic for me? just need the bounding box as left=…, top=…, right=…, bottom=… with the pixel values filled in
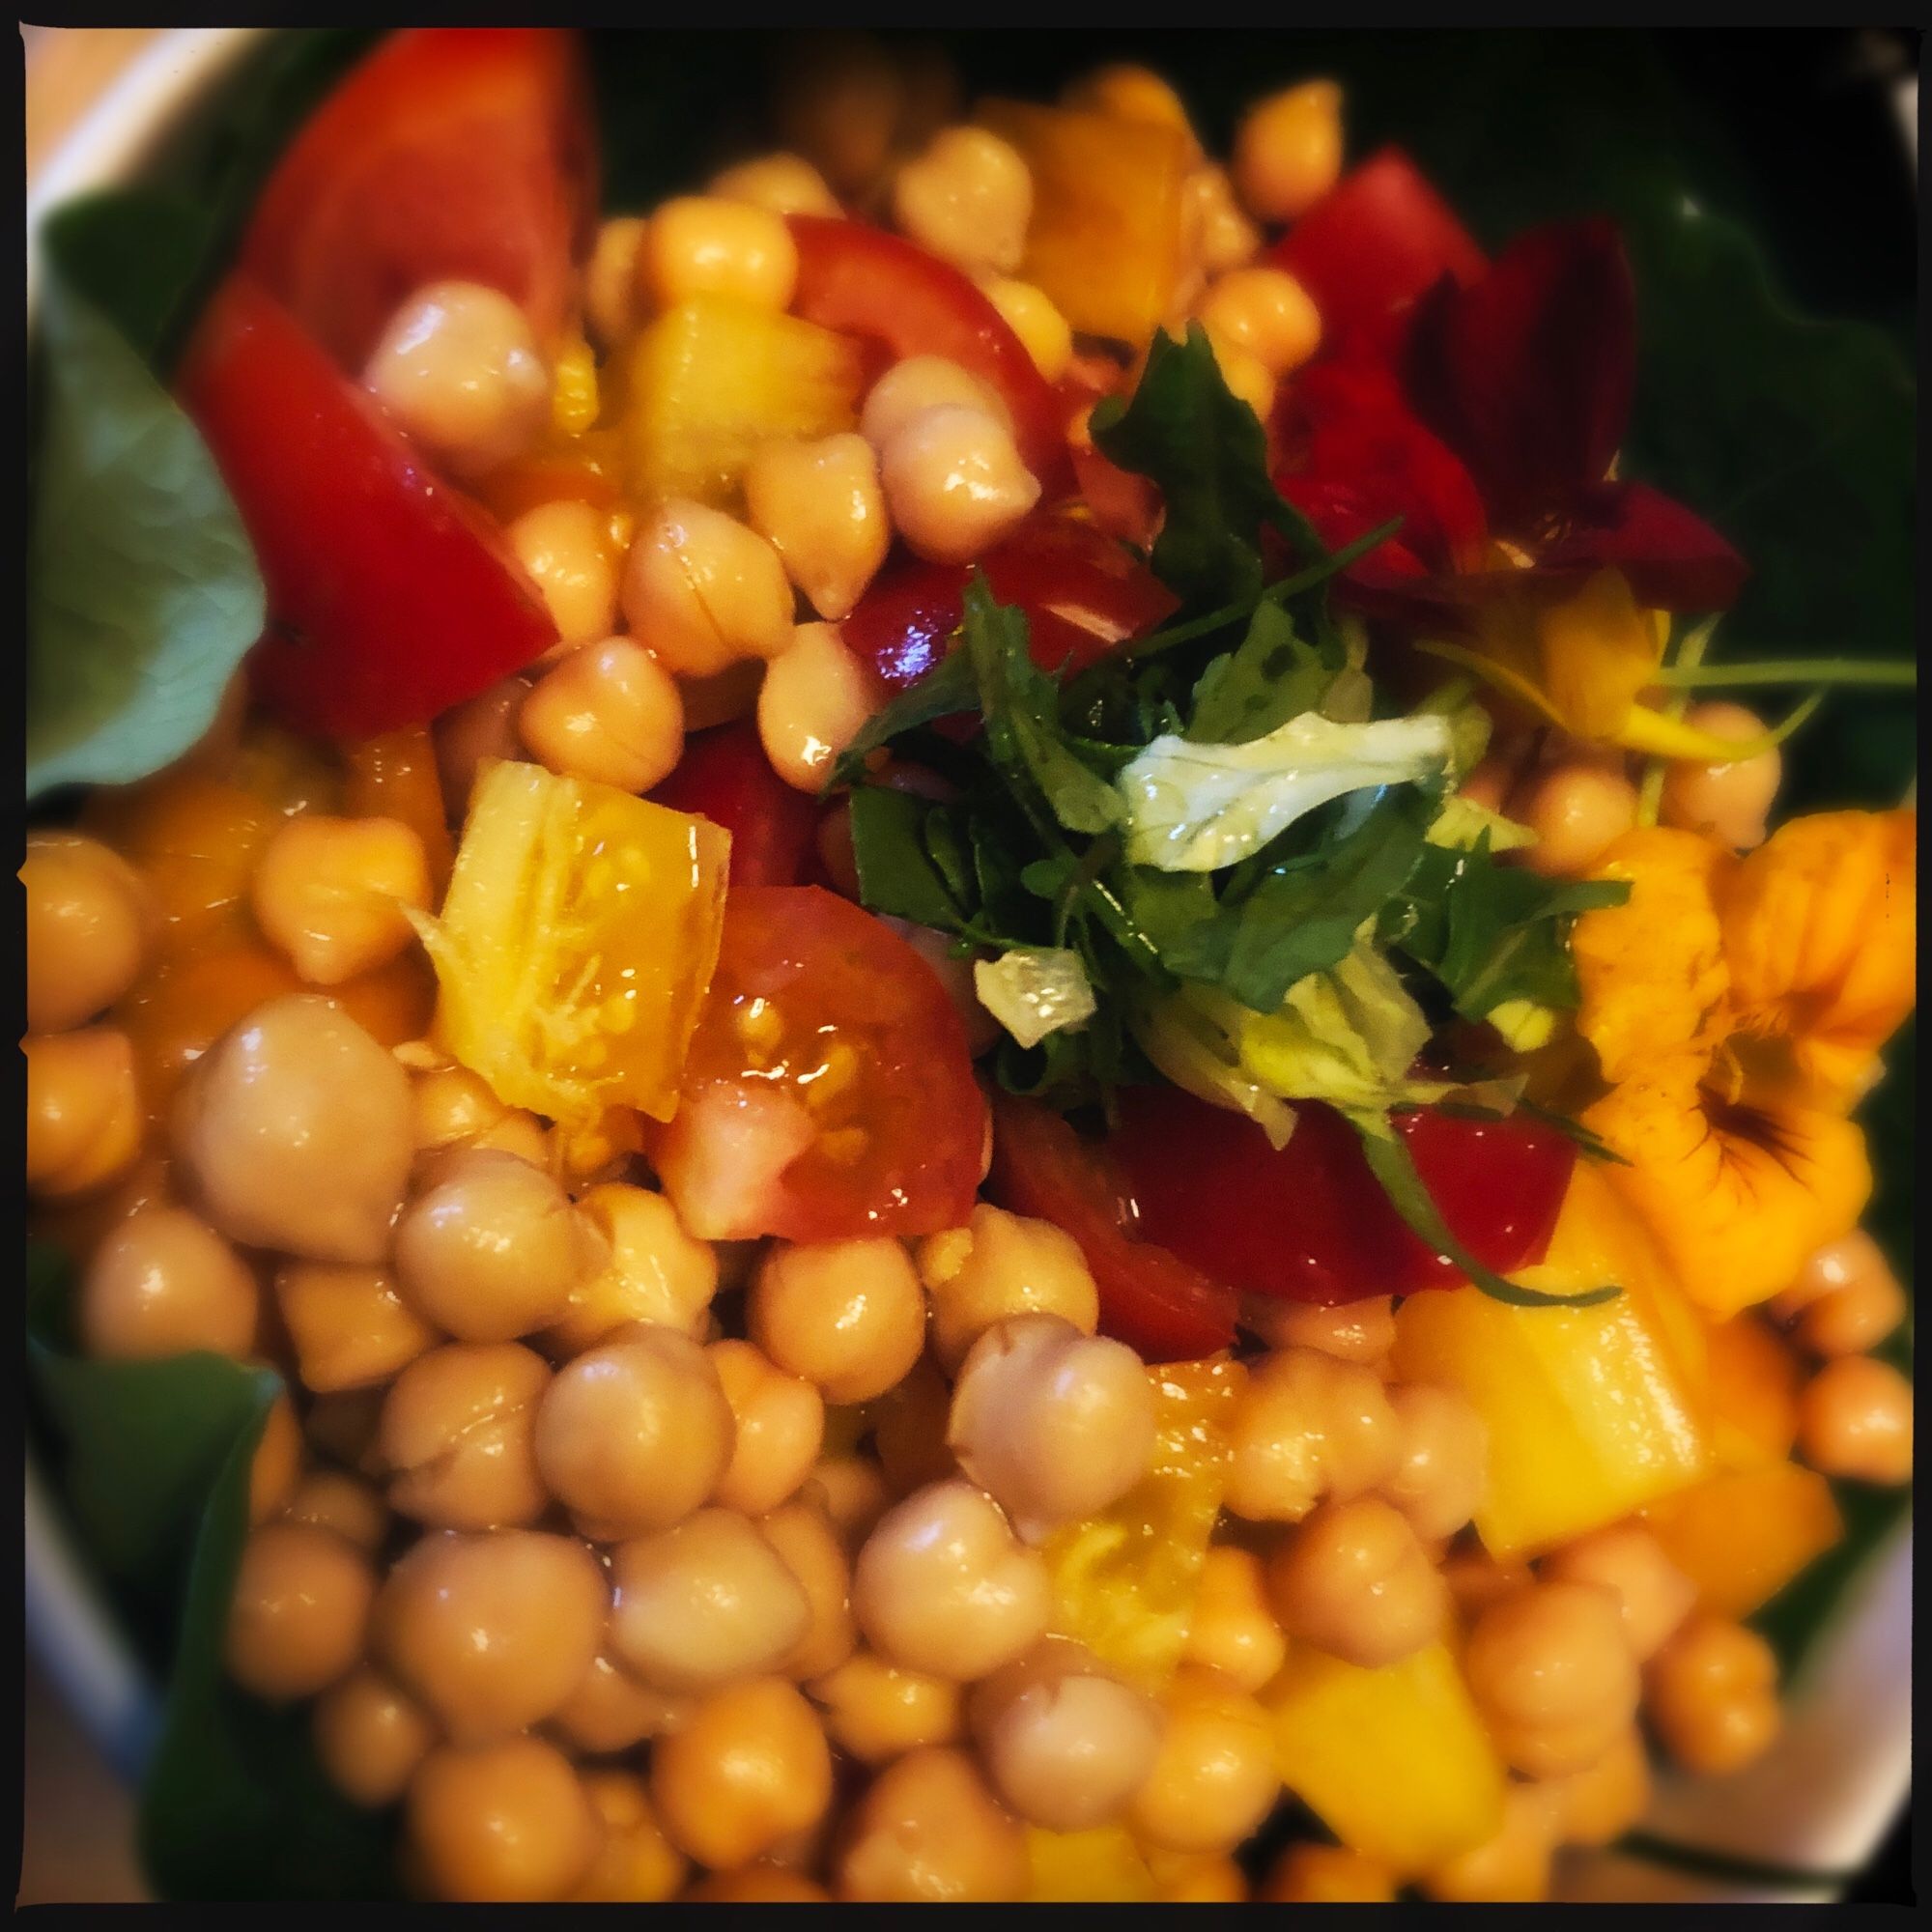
left=24, top=27, right=1915, bottom=1900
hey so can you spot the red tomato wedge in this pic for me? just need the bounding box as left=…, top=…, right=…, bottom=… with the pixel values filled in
left=649, top=721, right=822, bottom=889
left=1268, top=147, right=1487, bottom=361
left=986, top=1094, right=1237, bottom=1361
left=647, top=887, right=987, bottom=1242
left=1110, top=1086, right=1575, bottom=1306
left=178, top=273, right=556, bottom=738
left=788, top=214, right=1071, bottom=488
left=241, top=27, right=596, bottom=369
left=841, top=513, right=1179, bottom=694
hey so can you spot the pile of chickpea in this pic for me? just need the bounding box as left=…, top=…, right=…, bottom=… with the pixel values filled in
left=21, top=43, right=1916, bottom=1906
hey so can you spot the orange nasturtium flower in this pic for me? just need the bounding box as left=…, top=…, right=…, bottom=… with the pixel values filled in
left=1570, top=812, right=1916, bottom=1316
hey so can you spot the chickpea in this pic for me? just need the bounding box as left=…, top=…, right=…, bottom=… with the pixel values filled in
left=375, top=1529, right=607, bottom=1741
left=1380, top=1381, right=1489, bottom=1542
left=1796, top=1354, right=1914, bottom=1485
left=621, top=499, right=795, bottom=679
left=810, top=1649, right=961, bottom=1763
left=744, top=433, right=890, bottom=623
left=1066, top=64, right=1202, bottom=157
left=1661, top=702, right=1780, bottom=849
left=1233, top=79, right=1344, bottom=222
left=1441, top=1544, right=1535, bottom=1621
left=1260, top=1842, right=1398, bottom=1903
left=305, top=1387, right=387, bottom=1478
left=641, top=195, right=798, bottom=312
left=808, top=1454, right=893, bottom=1549
left=685, top=1866, right=830, bottom=1901
left=947, top=1314, right=1157, bottom=1541
left=880, top=406, right=1042, bottom=565
left=609, top=1508, right=810, bottom=1692
left=1423, top=1782, right=1556, bottom=1903
left=519, top=637, right=685, bottom=793
left=80, top=1205, right=258, bottom=1361
left=916, top=1204, right=1099, bottom=1373
left=247, top=1392, right=304, bottom=1524
left=834, top=1746, right=1028, bottom=1903
left=749, top=1236, right=926, bottom=1405
left=24, top=1027, right=142, bottom=1199
left=407, top=1736, right=600, bottom=1904
left=380, top=1342, right=550, bottom=1529
left=21, top=830, right=150, bottom=1032
left=1644, top=1613, right=1781, bottom=1776
left=278, top=1262, right=437, bottom=1394
left=852, top=1479, right=1050, bottom=1681
left=1463, top=1581, right=1641, bottom=1778
left=708, top=1340, right=825, bottom=1516
left=980, top=277, right=1072, bottom=383
left=552, top=1649, right=691, bottom=1754
left=870, top=1353, right=958, bottom=1496
left=225, top=1521, right=375, bottom=1702
left=760, top=1500, right=858, bottom=1681
left=709, top=150, right=842, bottom=218
left=773, top=35, right=904, bottom=197
left=1775, top=1229, right=1906, bottom=1357
left=860, top=354, right=1007, bottom=451
left=1244, top=1293, right=1395, bottom=1365
left=545, top=1182, right=718, bottom=1352
left=251, top=814, right=430, bottom=987
left=1225, top=1347, right=1401, bottom=1523
left=1126, top=1665, right=1280, bottom=1856
left=392, top=1147, right=592, bottom=1341
left=175, top=995, right=412, bottom=1262
left=363, top=281, right=549, bottom=479
left=1266, top=1494, right=1449, bottom=1668
left=1182, top=166, right=1262, bottom=277
left=1197, top=267, right=1321, bottom=376
left=584, top=216, right=648, bottom=348
left=1181, top=1545, right=1287, bottom=1692
left=892, top=127, right=1032, bottom=277
left=1202, top=332, right=1277, bottom=422
left=434, top=674, right=529, bottom=818
left=647, top=1675, right=834, bottom=1870
left=1149, top=1851, right=1248, bottom=1903
left=412, top=1064, right=547, bottom=1171
left=565, top=1770, right=687, bottom=1903
left=534, top=1326, right=734, bottom=1538
left=1542, top=1522, right=1695, bottom=1662
left=756, top=621, right=881, bottom=793
left=1544, top=1723, right=1651, bottom=1848
left=1519, top=761, right=1639, bottom=878
left=966, top=1641, right=1163, bottom=1832
left=314, top=1666, right=436, bottom=1807
left=506, top=498, right=621, bottom=649
left=283, top=1469, right=389, bottom=1554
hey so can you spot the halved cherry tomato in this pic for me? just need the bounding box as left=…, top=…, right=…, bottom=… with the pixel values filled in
left=241, top=27, right=596, bottom=368
left=787, top=214, right=1071, bottom=488
left=647, top=887, right=987, bottom=1242
left=1109, top=1086, right=1576, bottom=1306
left=648, top=721, right=822, bottom=888
left=178, top=273, right=556, bottom=738
left=1267, top=147, right=1486, bottom=362
left=986, top=1094, right=1237, bottom=1361
left=841, top=513, right=1179, bottom=694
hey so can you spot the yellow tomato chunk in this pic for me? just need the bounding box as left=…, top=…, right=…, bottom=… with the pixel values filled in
left=1391, top=1165, right=1710, bottom=1557
left=1264, top=1640, right=1506, bottom=1877
left=1641, top=1461, right=1844, bottom=1619
left=1026, top=1826, right=1158, bottom=1903
left=415, top=761, right=728, bottom=1129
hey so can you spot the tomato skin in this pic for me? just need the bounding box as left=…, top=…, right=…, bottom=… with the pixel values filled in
left=648, top=721, right=822, bottom=888
left=649, top=887, right=987, bottom=1243
left=1110, top=1086, right=1576, bottom=1307
left=178, top=274, right=556, bottom=738
left=242, top=27, right=596, bottom=368
left=1267, top=147, right=1486, bottom=361
left=787, top=214, right=1071, bottom=489
left=986, top=1094, right=1238, bottom=1361
left=841, top=513, right=1179, bottom=696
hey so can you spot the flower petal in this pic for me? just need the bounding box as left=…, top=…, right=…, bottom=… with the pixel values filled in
left=1533, top=481, right=1748, bottom=611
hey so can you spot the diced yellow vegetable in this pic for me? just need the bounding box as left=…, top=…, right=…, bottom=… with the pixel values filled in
left=1702, top=1313, right=1804, bottom=1471
left=1040, top=1354, right=1243, bottom=1690
left=1026, top=1827, right=1158, bottom=1902
left=621, top=297, right=862, bottom=506
left=1264, top=1641, right=1507, bottom=1876
left=1391, top=1163, right=1710, bottom=1556
left=413, top=761, right=728, bottom=1130
left=550, top=329, right=601, bottom=438
left=978, top=100, right=1190, bottom=344
left=1641, top=1461, right=1844, bottom=1619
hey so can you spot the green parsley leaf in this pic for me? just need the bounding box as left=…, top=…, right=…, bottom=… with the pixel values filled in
left=1186, top=601, right=1340, bottom=746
